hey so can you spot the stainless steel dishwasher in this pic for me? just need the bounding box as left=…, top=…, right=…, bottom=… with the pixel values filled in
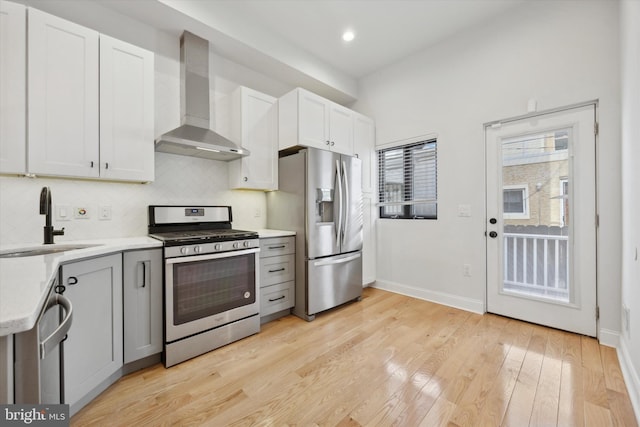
left=13, top=279, right=73, bottom=404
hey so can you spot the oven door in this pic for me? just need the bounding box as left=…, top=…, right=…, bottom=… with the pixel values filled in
left=165, top=248, right=260, bottom=342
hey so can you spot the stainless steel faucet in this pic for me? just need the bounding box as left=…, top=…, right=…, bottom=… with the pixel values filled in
left=39, top=187, right=65, bottom=244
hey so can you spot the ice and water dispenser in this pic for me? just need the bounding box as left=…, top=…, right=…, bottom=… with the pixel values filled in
left=316, top=188, right=334, bottom=223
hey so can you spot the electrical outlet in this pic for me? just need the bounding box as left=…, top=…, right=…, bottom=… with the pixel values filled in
left=99, top=205, right=112, bottom=220
left=463, top=264, right=471, bottom=277
left=254, top=208, right=261, bottom=218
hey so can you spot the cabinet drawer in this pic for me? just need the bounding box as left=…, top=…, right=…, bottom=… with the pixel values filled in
left=260, top=236, right=295, bottom=257
left=261, top=281, right=294, bottom=316
left=260, top=254, right=295, bottom=287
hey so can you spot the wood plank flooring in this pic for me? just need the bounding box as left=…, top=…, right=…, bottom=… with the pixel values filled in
left=71, top=288, right=638, bottom=426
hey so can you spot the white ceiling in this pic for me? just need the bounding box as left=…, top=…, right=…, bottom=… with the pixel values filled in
left=203, top=0, right=525, bottom=79
left=92, top=0, right=527, bottom=103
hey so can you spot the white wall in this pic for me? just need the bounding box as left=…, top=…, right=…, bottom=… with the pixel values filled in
left=354, top=1, right=622, bottom=337
left=620, top=0, right=640, bottom=417
left=0, top=1, right=292, bottom=246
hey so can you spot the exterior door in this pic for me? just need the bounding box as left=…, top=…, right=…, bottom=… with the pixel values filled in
left=486, top=104, right=597, bottom=336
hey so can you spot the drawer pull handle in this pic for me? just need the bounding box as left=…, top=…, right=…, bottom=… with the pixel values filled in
left=268, top=268, right=286, bottom=273
left=268, top=295, right=286, bottom=302
left=267, top=245, right=286, bottom=250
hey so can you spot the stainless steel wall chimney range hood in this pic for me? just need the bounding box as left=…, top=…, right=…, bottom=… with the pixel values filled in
left=155, top=31, right=249, bottom=161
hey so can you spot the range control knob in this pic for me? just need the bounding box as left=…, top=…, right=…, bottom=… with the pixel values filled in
left=233, top=242, right=240, bottom=249
left=243, top=241, right=251, bottom=248
left=194, top=246, right=201, bottom=254
left=214, top=244, right=222, bottom=251
left=180, top=247, right=188, bottom=255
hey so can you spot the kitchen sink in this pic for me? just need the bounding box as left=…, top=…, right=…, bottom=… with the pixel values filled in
left=0, top=244, right=101, bottom=258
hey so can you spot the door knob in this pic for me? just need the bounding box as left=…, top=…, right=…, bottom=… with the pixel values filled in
left=489, top=231, right=498, bottom=238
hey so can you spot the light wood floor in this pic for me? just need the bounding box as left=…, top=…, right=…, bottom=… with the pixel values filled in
left=71, top=287, right=638, bottom=426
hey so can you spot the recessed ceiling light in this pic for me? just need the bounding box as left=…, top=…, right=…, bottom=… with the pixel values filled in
left=342, top=30, right=355, bottom=42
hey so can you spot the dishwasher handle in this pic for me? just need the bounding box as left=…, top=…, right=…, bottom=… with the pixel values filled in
left=40, top=294, right=73, bottom=360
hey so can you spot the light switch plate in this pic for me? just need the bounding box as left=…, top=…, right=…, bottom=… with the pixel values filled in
left=56, top=205, right=72, bottom=221
left=458, top=204, right=472, bottom=217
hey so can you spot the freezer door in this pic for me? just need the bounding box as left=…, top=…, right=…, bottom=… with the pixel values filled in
left=306, top=148, right=341, bottom=259
left=307, top=252, right=362, bottom=316
left=340, top=154, right=363, bottom=253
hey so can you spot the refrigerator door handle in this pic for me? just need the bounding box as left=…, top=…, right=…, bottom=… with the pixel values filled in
left=335, top=159, right=343, bottom=244
left=313, top=252, right=361, bottom=267
left=342, top=160, right=349, bottom=248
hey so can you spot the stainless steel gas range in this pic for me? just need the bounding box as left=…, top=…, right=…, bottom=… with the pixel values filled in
left=148, top=205, right=260, bottom=367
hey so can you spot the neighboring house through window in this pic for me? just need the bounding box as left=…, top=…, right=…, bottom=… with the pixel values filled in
left=503, top=184, right=529, bottom=219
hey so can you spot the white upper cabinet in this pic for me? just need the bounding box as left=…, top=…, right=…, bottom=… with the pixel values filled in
left=25, top=7, right=154, bottom=182
left=228, top=86, right=278, bottom=190
left=100, top=35, right=154, bottom=182
left=353, top=112, right=375, bottom=194
left=0, top=1, right=26, bottom=174
left=279, top=88, right=354, bottom=156
left=27, top=8, right=100, bottom=178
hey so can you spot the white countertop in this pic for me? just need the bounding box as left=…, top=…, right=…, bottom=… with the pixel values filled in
left=0, top=237, right=162, bottom=336
left=255, top=229, right=296, bottom=238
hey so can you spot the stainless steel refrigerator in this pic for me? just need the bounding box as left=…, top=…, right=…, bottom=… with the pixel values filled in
left=267, top=147, right=363, bottom=321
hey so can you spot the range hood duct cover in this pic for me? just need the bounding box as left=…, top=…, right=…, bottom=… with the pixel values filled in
left=155, top=31, right=249, bottom=161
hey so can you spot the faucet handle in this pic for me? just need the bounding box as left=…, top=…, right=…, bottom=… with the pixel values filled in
left=53, top=227, right=65, bottom=236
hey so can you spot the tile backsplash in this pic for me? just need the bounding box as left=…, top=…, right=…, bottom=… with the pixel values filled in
left=0, top=152, right=267, bottom=246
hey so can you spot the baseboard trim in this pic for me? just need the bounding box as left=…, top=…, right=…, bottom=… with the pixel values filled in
left=372, top=280, right=484, bottom=314
left=618, top=338, right=640, bottom=423
left=599, top=328, right=621, bottom=348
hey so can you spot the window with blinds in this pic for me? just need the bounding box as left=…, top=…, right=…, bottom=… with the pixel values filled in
left=377, top=138, right=437, bottom=219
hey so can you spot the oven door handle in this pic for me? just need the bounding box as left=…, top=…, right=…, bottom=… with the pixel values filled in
left=165, top=247, right=260, bottom=264
left=40, top=294, right=73, bottom=360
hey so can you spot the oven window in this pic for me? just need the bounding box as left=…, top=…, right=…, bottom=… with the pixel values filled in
left=172, top=253, right=256, bottom=325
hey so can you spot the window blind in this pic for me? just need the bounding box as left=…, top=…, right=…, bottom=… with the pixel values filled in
left=377, top=139, right=437, bottom=219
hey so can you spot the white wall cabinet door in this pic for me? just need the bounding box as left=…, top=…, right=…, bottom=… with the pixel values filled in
left=298, top=89, right=330, bottom=150
left=229, top=87, right=278, bottom=190
left=279, top=88, right=355, bottom=155
left=60, top=254, right=123, bottom=411
left=100, top=35, right=154, bottom=182
left=123, top=249, right=162, bottom=363
left=362, top=194, right=376, bottom=286
left=0, top=0, right=26, bottom=174
left=328, top=104, right=354, bottom=155
left=353, top=113, right=375, bottom=193
left=27, top=8, right=99, bottom=178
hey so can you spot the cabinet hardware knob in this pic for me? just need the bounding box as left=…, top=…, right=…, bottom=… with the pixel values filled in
left=105, top=162, right=109, bottom=170
left=243, top=177, right=248, bottom=182
left=90, top=161, right=94, bottom=168
left=489, top=231, right=498, bottom=238
left=67, top=277, right=78, bottom=285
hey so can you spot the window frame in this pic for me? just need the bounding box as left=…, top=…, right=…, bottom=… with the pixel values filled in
left=377, top=137, right=437, bottom=220
left=503, top=184, right=530, bottom=219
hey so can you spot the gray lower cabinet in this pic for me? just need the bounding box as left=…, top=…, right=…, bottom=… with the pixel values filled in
left=59, top=253, right=123, bottom=414
left=259, top=236, right=295, bottom=322
left=123, top=249, right=162, bottom=363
